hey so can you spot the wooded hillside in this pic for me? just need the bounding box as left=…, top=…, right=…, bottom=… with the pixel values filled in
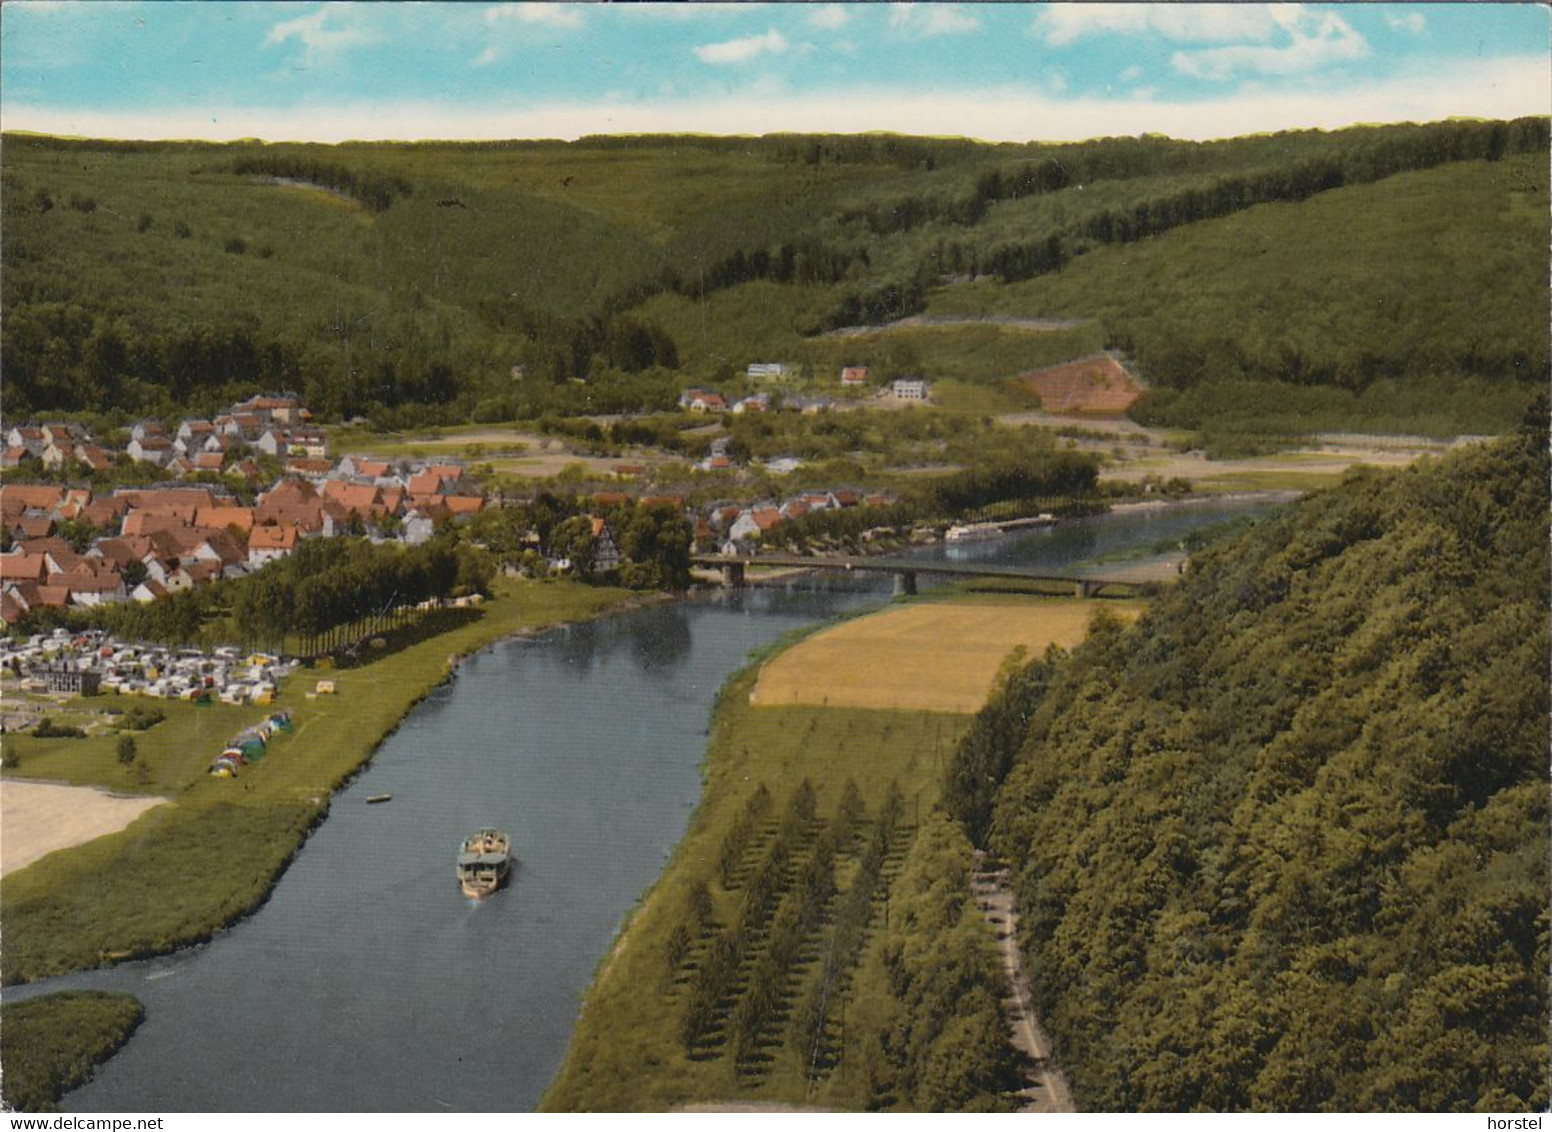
left=947, top=406, right=1549, bottom=1109
left=3, top=119, right=1545, bottom=435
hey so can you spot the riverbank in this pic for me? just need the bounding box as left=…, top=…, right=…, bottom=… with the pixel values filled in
left=0, top=578, right=653, bottom=987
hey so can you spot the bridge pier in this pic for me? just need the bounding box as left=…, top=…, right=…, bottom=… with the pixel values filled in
left=1074, top=579, right=1097, bottom=599
left=721, top=561, right=746, bottom=588
left=893, top=570, right=917, bottom=597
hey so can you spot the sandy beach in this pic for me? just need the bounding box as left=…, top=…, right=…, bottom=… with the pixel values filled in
left=0, top=779, right=166, bottom=878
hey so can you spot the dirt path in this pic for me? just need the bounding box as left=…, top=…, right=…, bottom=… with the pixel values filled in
left=822, top=315, right=1090, bottom=338
left=972, top=854, right=1076, bottom=1113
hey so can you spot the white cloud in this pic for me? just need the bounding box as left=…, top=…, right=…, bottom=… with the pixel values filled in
left=1119, top=64, right=1144, bottom=83
left=9, top=54, right=1547, bottom=145
left=693, top=29, right=788, bottom=65
left=809, top=6, right=850, bottom=32
left=472, top=45, right=502, bottom=68
left=615, top=4, right=747, bottom=20
left=265, top=4, right=376, bottom=64
left=484, top=4, right=583, bottom=31
left=889, top=5, right=980, bottom=37
left=1037, top=5, right=1279, bottom=47
left=1172, top=9, right=1369, bottom=80
left=1385, top=12, right=1427, bottom=35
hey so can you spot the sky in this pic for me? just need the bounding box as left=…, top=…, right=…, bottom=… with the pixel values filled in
left=1, top=2, right=1547, bottom=144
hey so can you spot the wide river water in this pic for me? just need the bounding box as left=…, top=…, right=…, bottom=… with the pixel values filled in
left=16, top=497, right=1281, bottom=1111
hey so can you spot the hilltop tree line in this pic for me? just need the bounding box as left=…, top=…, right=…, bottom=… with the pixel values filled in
left=941, top=407, right=1550, bottom=1110
left=227, top=154, right=413, bottom=212
left=974, top=116, right=1549, bottom=283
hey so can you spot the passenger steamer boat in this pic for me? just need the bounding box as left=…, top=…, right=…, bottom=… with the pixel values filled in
left=457, top=828, right=513, bottom=898
left=944, top=521, right=1003, bottom=543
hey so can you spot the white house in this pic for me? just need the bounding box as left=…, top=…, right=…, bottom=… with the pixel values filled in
left=127, top=436, right=173, bottom=465
left=888, top=379, right=930, bottom=401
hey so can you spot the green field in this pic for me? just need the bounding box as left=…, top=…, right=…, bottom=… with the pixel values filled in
left=0, top=578, right=644, bottom=985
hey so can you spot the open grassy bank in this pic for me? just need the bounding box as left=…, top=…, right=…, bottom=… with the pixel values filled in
left=0, top=991, right=144, bottom=1111
left=544, top=594, right=1110, bottom=1111
left=0, top=578, right=644, bottom=986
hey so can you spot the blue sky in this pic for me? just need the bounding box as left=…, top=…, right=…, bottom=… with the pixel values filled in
left=2, top=3, right=1547, bottom=143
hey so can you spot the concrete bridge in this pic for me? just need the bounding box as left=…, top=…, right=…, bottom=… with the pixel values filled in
left=693, top=553, right=1160, bottom=598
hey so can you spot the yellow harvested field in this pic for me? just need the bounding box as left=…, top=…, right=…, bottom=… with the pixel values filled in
left=750, top=600, right=1141, bottom=714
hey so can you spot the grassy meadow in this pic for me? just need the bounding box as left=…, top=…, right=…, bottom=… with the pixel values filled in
left=0, top=990, right=145, bottom=1111
left=0, top=578, right=643, bottom=985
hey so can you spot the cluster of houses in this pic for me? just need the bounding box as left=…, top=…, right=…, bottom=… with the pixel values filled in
left=701, top=486, right=894, bottom=554
left=678, top=369, right=931, bottom=416
left=4, top=394, right=327, bottom=480
left=3, top=628, right=296, bottom=706
left=1, top=395, right=490, bottom=626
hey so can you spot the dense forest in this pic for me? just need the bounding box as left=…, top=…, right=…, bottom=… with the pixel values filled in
left=943, top=405, right=1550, bottom=1110
left=3, top=119, right=1545, bottom=435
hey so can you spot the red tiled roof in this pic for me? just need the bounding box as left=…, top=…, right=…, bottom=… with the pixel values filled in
left=286, top=458, right=334, bottom=475
left=249, top=526, right=300, bottom=551
left=0, top=553, right=49, bottom=582
left=181, top=560, right=224, bottom=584
left=407, top=471, right=445, bottom=496
left=322, top=480, right=383, bottom=515
left=33, top=584, right=72, bottom=607
left=122, top=512, right=195, bottom=538
left=1, top=589, right=27, bottom=623
left=91, top=538, right=149, bottom=567
left=114, top=488, right=217, bottom=511
left=195, top=506, right=255, bottom=534
left=1, top=485, right=66, bottom=513
left=13, top=516, right=54, bottom=539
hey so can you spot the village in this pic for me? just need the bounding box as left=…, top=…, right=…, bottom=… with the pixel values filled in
left=0, top=374, right=931, bottom=638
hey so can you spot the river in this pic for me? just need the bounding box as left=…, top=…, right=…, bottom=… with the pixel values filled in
left=16, top=497, right=1281, bottom=1112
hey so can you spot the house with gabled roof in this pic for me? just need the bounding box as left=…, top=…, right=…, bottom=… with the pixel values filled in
left=74, top=444, right=114, bottom=472
left=728, top=507, right=783, bottom=544
left=6, top=426, right=47, bottom=455
left=590, top=517, right=622, bottom=573
left=247, top=524, right=300, bottom=567
left=678, top=388, right=726, bottom=413
left=128, top=435, right=174, bottom=465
